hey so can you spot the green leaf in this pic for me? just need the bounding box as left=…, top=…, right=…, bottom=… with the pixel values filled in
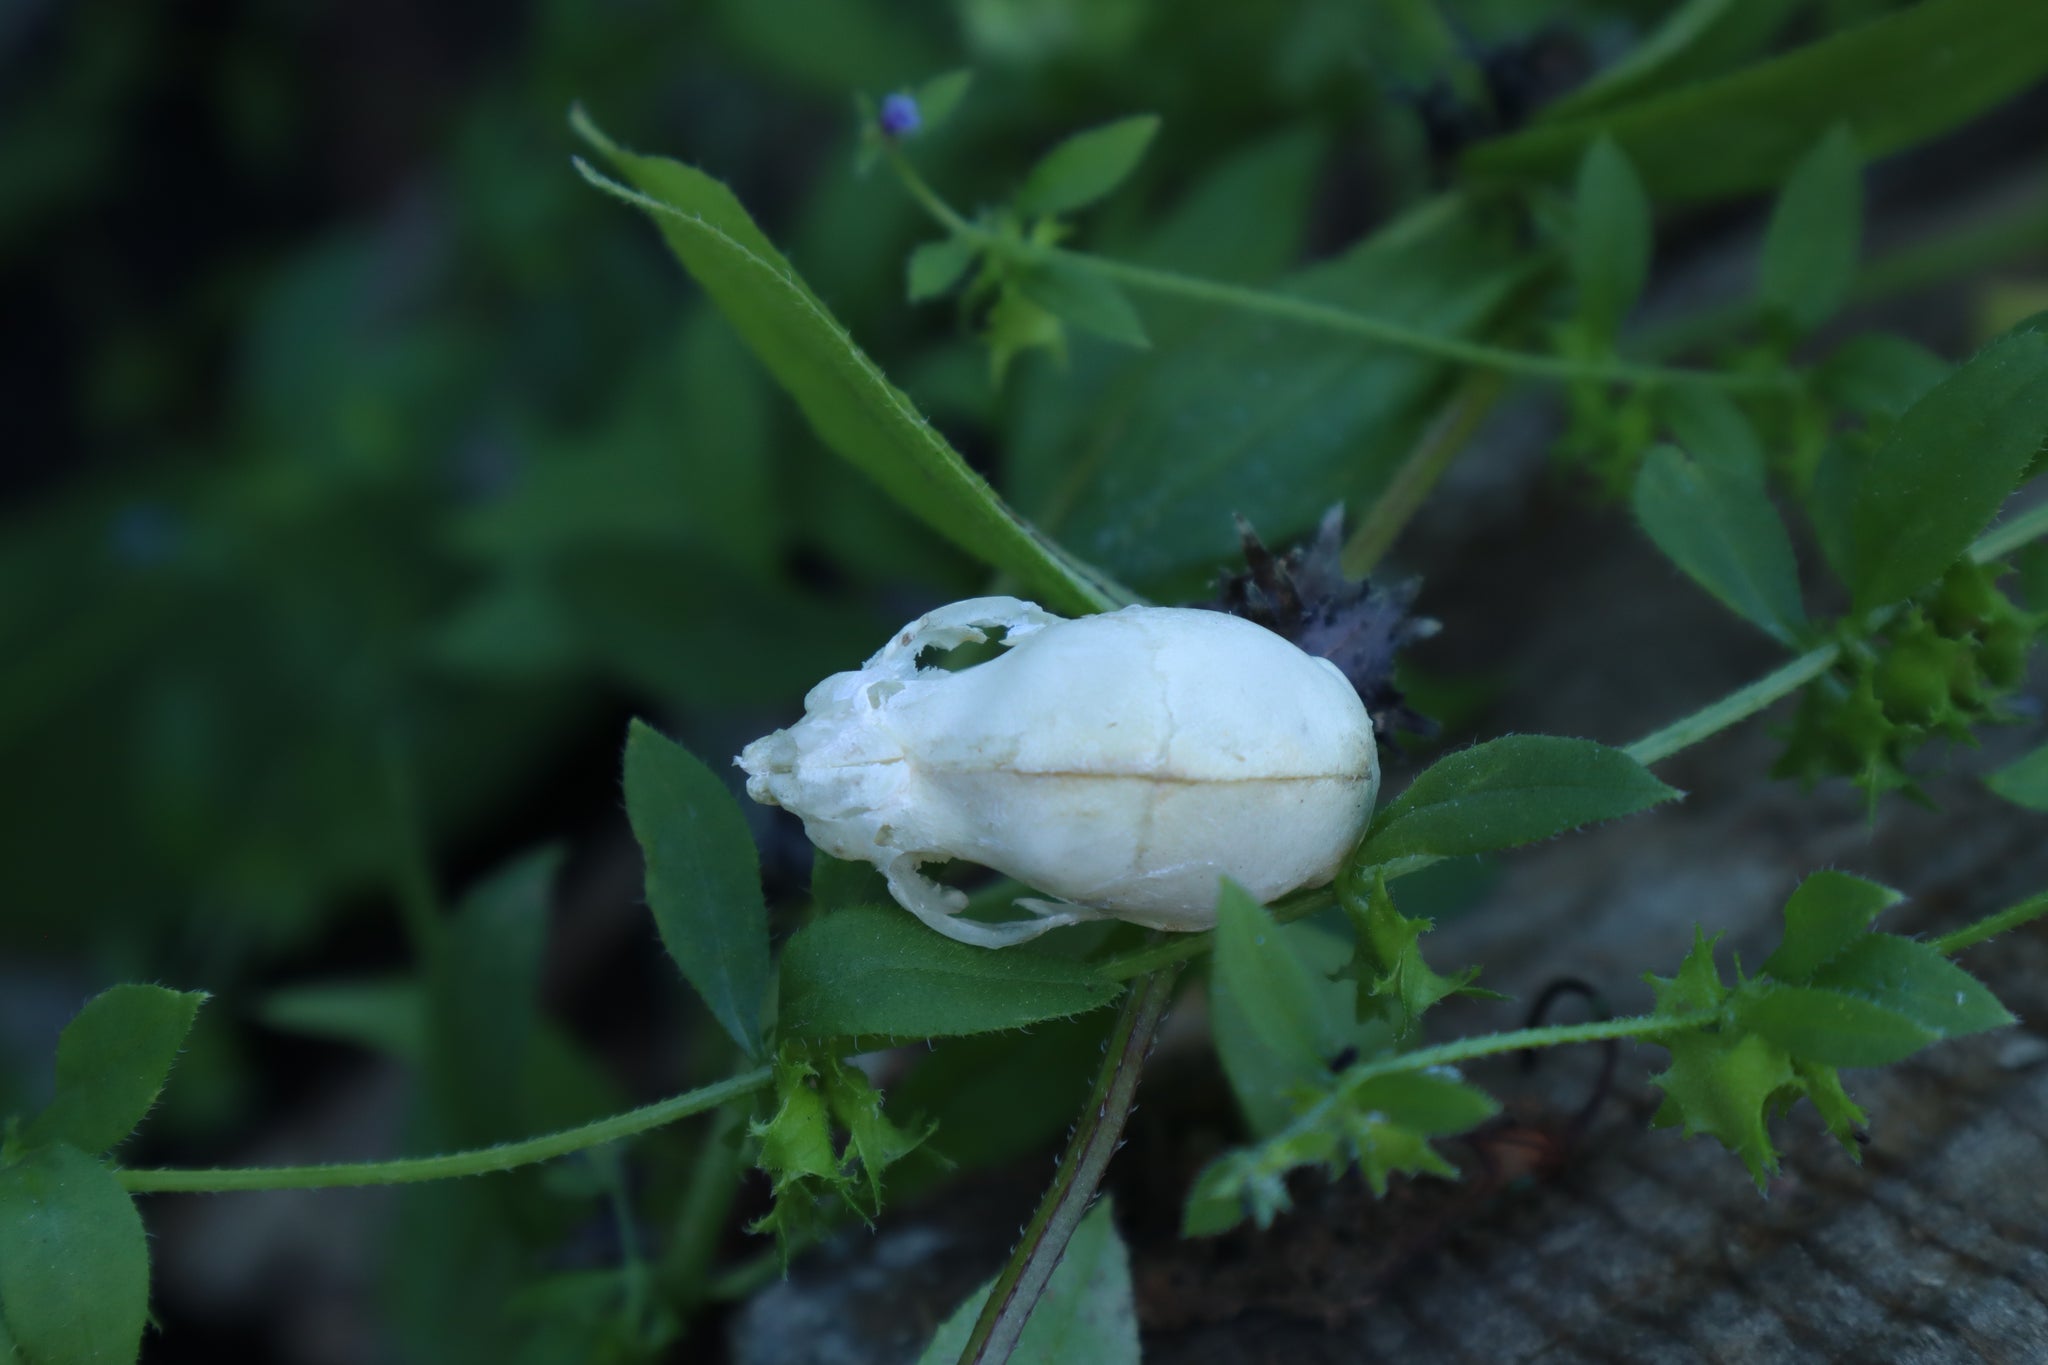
left=1658, top=385, right=1766, bottom=485
left=914, top=69, right=973, bottom=132
left=254, top=977, right=425, bottom=1063
left=906, top=236, right=977, bottom=302
left=570, top=111, right=1127, bottom=615
left=1758, top=125, right=1861, bottom=334
left=429, top=847, right=560, bottom=1143
left=777, top=904, right=1120, bottom=1041
left=1649, top=1030, right=1793, bottom=1187
left=1015, top=115, right=1161, bottom=217
left=1648, top=928, right=1731, bottom=1017
left=811, top=849, right=890, bottom=912
left=1735, top=983, right=1941, bottom=1068
left=1017, top=260, right=1150, bottom=349
left=1467, top=0, right=2048, bottom=201
left=917, top=1198, right=1139, bottom=1365
left=1211, top=883, right=1343, bottom=1134
left=1571, top=136, right=1652, bottom=340
left=1849, top=327, right=2048, bottom=613
left=1632, top=445, right=1807, bottom=645
left=1541, top=0, right=1794, bottom=121
left=1338, top=869, right=1495, bottom=1040
left=622, top=720, right=770, bottom=1057
left=26, top=985, right=207, bottom=1156
left=1806, top=936, right=2013, bottom=1040
left=1815, top=332, right=1951, bottom=420
left=1987, top=742, right=2048, bottom=811
left=1357, top=735, right=1680, bottom=865
left=1013, top=198, right=1529, bottom=592
left=1759, top=871, right=1903, bottom=983
left=819, top=1059, right=931, bottom=1209
left=0, top=1145, right=150, bottom=1365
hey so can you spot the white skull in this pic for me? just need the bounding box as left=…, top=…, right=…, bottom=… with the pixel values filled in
left=738, top=597, right=1379, bottom=948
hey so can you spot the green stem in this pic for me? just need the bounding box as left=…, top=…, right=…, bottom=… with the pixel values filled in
left=1933, top=889, right=2048, bottom=957
left=118, top=1068, right=773, bottom=1193
left=1622, top=643, right=1842, bottom=766
left=1970, top=499, right=2048, bottom=567
left=956, top=962, right=1182, bottom=1365
left=1341, top=1008, right=1715, bottom=1083
left=886, top=151, right=1789, bottom=395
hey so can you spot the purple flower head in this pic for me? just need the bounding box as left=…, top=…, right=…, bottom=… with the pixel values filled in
left=878, top=92, right=921, bottom=139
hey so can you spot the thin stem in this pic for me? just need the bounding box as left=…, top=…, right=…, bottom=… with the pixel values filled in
left=1623, top=642, right=1843, bottom=767
left=1340, top=1009, right=1715, bottom=1083
left=1970, top=499, right=2048, bottom=567
left=957, top=962, right=1183, bottom=1365
left=118, top=1068, right=773, bottom=1193
left=885, top=151, right=1790, bottom=395
left=1933, top=888, right=2048, bottom=957
left=661, top=1101, right=748, bottom=1307
left=1343, top=370, right=1507, bottom=577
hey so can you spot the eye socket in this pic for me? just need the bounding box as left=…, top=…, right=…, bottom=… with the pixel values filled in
left=866, top=680, right=904, bottom=708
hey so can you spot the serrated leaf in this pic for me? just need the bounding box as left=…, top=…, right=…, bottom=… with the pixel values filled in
left=1759, top=871, right=1903, bottom=983
left=0, top=1144, right=150, bottom=1365
left=1017, top=260, right=1150, bottom=348
left=1735, top=983, right=1940, bottom=1068
left=1987, top=742, right=2048, bottom=811
left=1633, top=445, right=1807, bottom=645
left=1016, top=115, right=1160, bottom=217
left=819, top=1058, right=930, bottom=1208
left=570, top=111, right=1127, bottom=614
left=1467, top=0, right=2048, bottom=201
left=1659, top=385, right=1765, bottom=484
left=1807, top=936, right=2013, bottom=1040
left=1650, top=1030, right=1792, bottom=1187
left=1647, top=928, right=1730, bottom=1017
left=1759, top=125, right=1861, bottom=334
left=1793, top=1058, right=1868, bottom=1155
left=1849, top=326, right=2048, bottom=613
left=917, top=1198, right=1139, bottom=1365
left=26, top=985, right=207, bottom=1155
left=914, top=69, right=972, bottom=131
left=906, top=236, right=977, bottom=302
left=1212, top=883, right=1342, bottom=1134
left=623, top=720, right=770, bottom=1056
left=1571, top=136, right=1652, bottom=340
left=1357, top=735, right=1679, bottom=866
left=1338, top=869, right=1494, bottom=1040
left=776, top=904, right=1119, bottom=1041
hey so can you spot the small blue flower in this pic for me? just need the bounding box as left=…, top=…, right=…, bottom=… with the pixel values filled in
left=878, top=92, right=921, bottom=139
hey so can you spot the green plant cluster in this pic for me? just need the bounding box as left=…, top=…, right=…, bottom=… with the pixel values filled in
left=9, top=1, right=2048, bottom=1363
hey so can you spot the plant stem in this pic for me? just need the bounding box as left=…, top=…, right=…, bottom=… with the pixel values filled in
left=956, top=962, right=1182, bottom=1365
left=118, top=1068, right=773, bottom=1193
left=1342, top=1009, right=1715, bottom=1082
left=1970, top=499, right=2048, bottom=566
left=1342, top=370, right=1507, bottom=577
left=886, top=151, right=1790, bottom=394
left=1622, top=643, right=1842, bottom=766
left=1933, top=888, right=2048, bottom=957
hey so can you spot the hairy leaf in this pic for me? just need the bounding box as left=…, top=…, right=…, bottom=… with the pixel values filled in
left=26, top=985, right=208, bottom=1155
left=1759, top=871, right=1903, bottom=983
left=1987, top=742, right=2048, bottom=812
left=1572, top=136, right=1652, bottom=340
left=1358, top=735, right=1679, bottom=865
left=0, top=1145, right=150, bottom=1365
left=571, top=111, right=1128, bottom=614
left=918, top=1199, right=1139, bottom=1365
left=1849, top=326, right=2048, bottom=613
left=777, top=905, right=1119, bottom=1040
